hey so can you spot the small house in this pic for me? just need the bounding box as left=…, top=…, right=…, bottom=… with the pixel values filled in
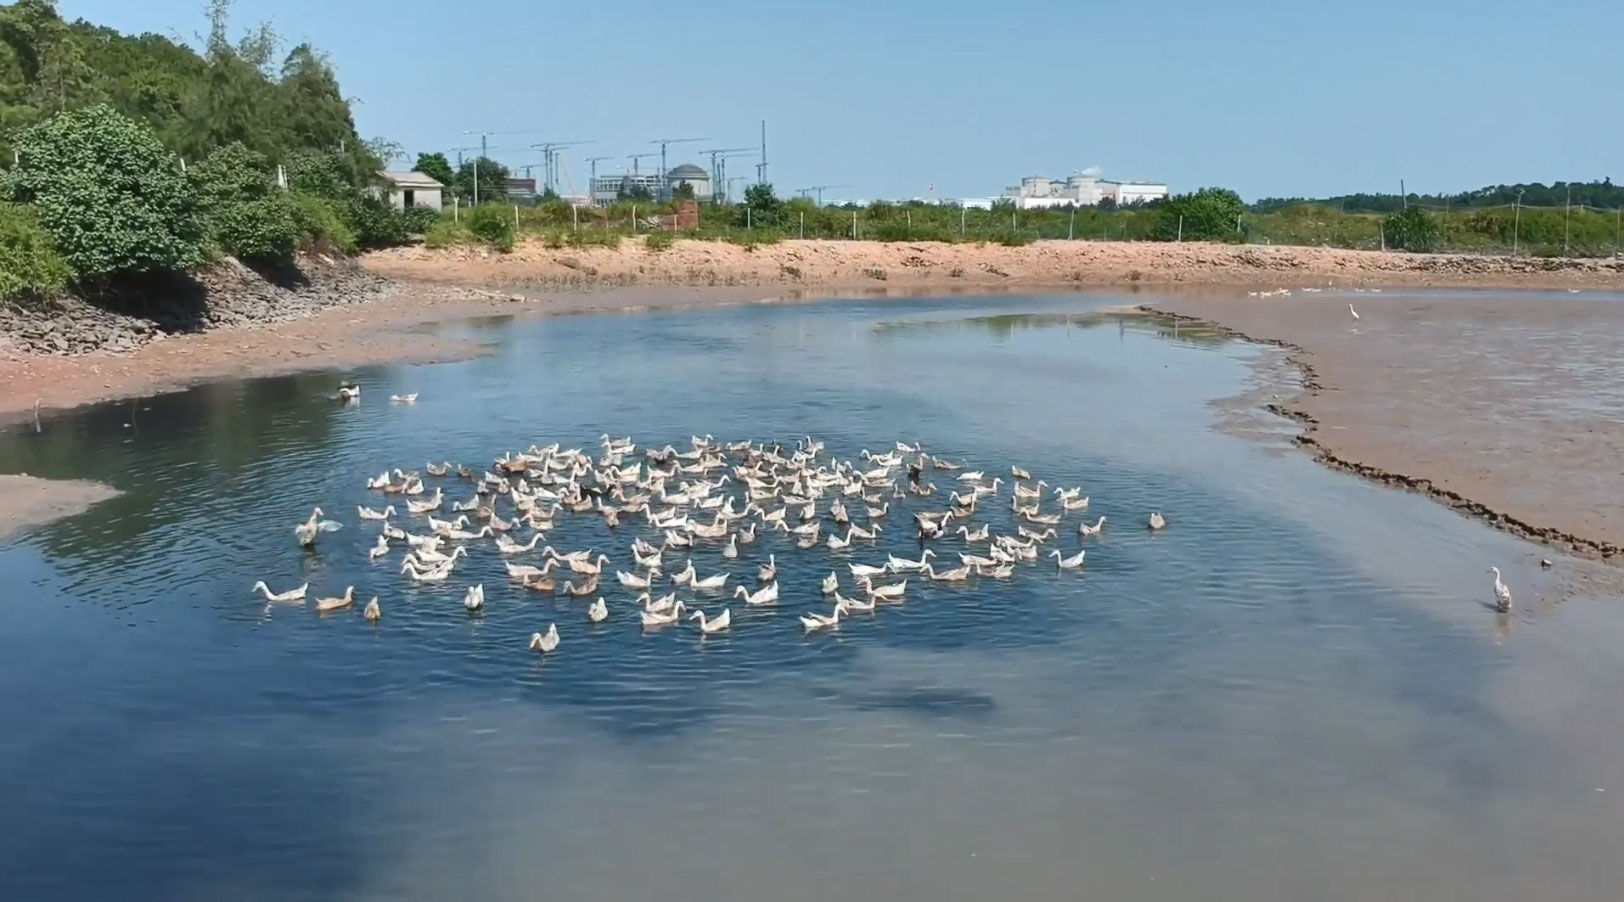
left=378, top=171, right=444, bottom=212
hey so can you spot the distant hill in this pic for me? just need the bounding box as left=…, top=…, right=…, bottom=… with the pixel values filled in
left=1255, top=179, right=1622, bottom=213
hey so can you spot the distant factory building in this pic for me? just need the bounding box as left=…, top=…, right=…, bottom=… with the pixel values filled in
left=505, top=177, right=538, bottom=198
left=588, top=164, right=711, bottom=206
left=1004, top=170, right=1167, bottom=208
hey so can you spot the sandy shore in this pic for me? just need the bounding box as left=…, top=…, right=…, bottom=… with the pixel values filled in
left=365, top=236, right=1624, bottom=292
left=1148, top=292, right=1624, bottom=558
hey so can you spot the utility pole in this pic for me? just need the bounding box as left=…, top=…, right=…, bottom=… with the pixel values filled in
left=1513, top=189, right=1525, bottom=255
left=757, top=120, right=768, bottom=186
left=461, top=131, right=498, bottom=205
left=584, top=156, right=614, bottom=204
left=1564, top=184, right=1572, bottom=256
left=1400, top=179, right=1406, bottom=209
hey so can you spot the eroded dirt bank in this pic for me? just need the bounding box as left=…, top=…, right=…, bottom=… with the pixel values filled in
left=1147, top=292, right=1624, bottom=558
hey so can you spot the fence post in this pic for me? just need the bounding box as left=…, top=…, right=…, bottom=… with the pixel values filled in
left=1512, top=200, right=1521, bottom=255
left=1380, top=222, right=1386, bottom=252
left=1068, top=208, right=1075, bottom=240
left=514, top=204, right=519, bottom=233
left=906, top=210, right=911, bottom=238
left=632, top=204, right=637, bottom=233
left=960, top=206, right=966, bottom=236
left=852, top=210, right=857, bottom=240
left=1616, top=207, right=1621, bottom=258
left=572, top=204, right=578, bottom=231
left=453, top=196, right=459, bottom=223
left=747, top=207, right=752, bottom=230
left=800, top=211, right=805, bottom=240
left=1177, top=215, right=1184, bottom=243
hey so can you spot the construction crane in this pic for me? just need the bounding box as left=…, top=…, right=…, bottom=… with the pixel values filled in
left=700, top=147, right=753, bottom=198
left=799, top=185, right=851, bottom=206
left=626, top=152, right=658, bottom=176
left=530, top=141, right=591, bottom=195
left=650, top=137, right=708, bottom=199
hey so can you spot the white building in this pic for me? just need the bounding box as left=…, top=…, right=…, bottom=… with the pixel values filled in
left=377, top=171, right=444, bottom=212
left=1104, top=181, right=1170, bottom=205
left=1003, top=170, right=1165, bottom=208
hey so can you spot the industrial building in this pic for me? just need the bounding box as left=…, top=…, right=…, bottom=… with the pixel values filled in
left=589, top=164, right=712, bottom=206
left=1004, top=171, right=1168, bottom=208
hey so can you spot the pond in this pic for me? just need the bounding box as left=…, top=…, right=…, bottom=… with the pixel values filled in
left=1, top=292, right=1619, bottom=901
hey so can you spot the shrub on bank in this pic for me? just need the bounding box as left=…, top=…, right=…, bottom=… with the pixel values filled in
left=345, top=194, right=409, bottom=249
left=288, top=193, right=357, bottom=254
left=466, top=204, right=515, bottom=252
left=643, top=231, right=675, bottom=251
left=401, top=206, right=440, bottom=235
left=1382, top=206, right=1440, bottom=253
left=211, top=195, right=299, bottom=261
left=1154, top=187, right=1246, bottom=242
left=423, top=220, right=467, bottom=249
left=8, top=105, right=206, bottom=279
left=0, top=202, right=73, bottom=300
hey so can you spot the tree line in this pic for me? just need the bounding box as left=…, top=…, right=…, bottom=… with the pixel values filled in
left=0, top=0, right=420, bottom=301
left=1256, top=179, right=1623, bottom=214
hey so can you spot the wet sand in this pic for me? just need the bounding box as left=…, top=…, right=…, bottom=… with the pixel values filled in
left=0, top=475, right=120, bottom=540
left=1149, top=291, right=1624, bottom=558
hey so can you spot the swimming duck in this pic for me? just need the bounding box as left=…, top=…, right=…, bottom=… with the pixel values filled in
left=886, top=550, right=936, bottom=572
left=529, top=624, right=560, bottom=653
left=368, top=535, right=390, bottom=560
left=315, top=586, right=354, bottom=612
left=734, top=582, right=779, bottom=606
left=692, top=571, right=731, bottom=591
left=757, top=553, right=777, bottom=583
left=390, top=393, right=418, bottom=404
left=293, top=507, right=342, bottom=548
left=1051, top=548, right=1086, bottom=569
left=1148, top=512, right=1167, bottom=531
left=587, top=597, right=609, bottom=623
left=564, top=576, right=599, bottom=597
left=252, top=581, right=308, bottom=603
left=861, top=577, right=907, bottom=600
left=640, top=600, right=688, bottom=627
left=463, top=584, right=485, bottom=612
left=363, top=597, right=381, bottom=621
left=406, top=488, right=444, bottom=514
left=722, top=534, right=738, bottom=559
left=357, top=505, right=395, bottom=521
left=1079, top=516, right=1106, bottom=537
left=800, top=604, right=846, bottom=631
left=336, top=382, right=360, bottom=402
left=690, top=608, right=732, bottom=634
left=821, top=571, right=839, bottom=594
left=925, top=564, right=971, bottom=582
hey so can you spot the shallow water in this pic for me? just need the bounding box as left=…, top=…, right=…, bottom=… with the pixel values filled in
left=2, top=292, right=1622, bottom=901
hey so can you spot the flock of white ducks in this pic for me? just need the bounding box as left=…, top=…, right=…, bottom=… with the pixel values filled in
left=259, top=432, right=1191, bottom=654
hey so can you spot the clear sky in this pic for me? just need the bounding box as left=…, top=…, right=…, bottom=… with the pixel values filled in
left=60, top=0, right=1622, bottom=201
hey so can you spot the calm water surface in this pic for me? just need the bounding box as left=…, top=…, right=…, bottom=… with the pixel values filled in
left=2, top=293, right=1622, bottom=901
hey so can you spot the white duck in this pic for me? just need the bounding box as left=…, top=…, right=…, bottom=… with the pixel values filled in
left=357, top=505, right=395, bottom=521
left=389, top=393, right=419, bottom=403
left=293, top=507, right=342, bottom=548
left=252, top=580, right=308, bottom=603
left=834, top=591, right=875, bottom=613
left=925, top=563, right=971, bottom=582
left=734, top=582, right=780, bottom=606
left=1489, top=567, right=1513, bottom=613
left=722, top=534, right=738, bottom=559
left=849, top=562, right=888, bottom=579
left=368, top=534, right=390, bottom=560
left=1148, top=512, right=1167, bottom=531
left=315, top=586, right=354, bottom=612
left=690, top=608, right=732, bottom=634
left=821, top=571, right=839, bottom=594
left=463, top=584, right=485, bottom=612
left=757, top=553, right=777, bottom=583
left=640, top=591, right=680, bottom=615
left=363, top=597, right=381, bottom=621
left=406, top=488, right=444, bottom=514
left=1079, top=516, right=1106, bottom=537
left=495, top=533, right=542, bottom=555
left=800, top=604, right=847, bottom=631
left=617, top=569, right=659, bottom=590
left=1051, top=548, right=1086, bottom=569
left=587, top=598, right=609, bottom=623
left=529, top=624, right=560, bottom=653
left=861, top=577, right=907, bottom=601
left=640, top=600, right=688, bottom=627
left=692, top=571, right=730, bottom=591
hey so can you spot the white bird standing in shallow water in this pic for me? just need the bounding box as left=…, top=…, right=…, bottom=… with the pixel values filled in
left=1489, top=567, right=1513, bottom=613
left=1348, top=303, right=1360, bottom=321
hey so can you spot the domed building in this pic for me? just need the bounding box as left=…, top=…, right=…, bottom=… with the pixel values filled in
left=665, top=163, right=712, bottom=201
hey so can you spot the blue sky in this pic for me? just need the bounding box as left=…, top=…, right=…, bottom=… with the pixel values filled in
left=61, top=0, right=1622, bottom=201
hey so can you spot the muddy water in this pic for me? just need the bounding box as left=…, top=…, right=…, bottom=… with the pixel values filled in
left=0, top=293, right=1620, bottom=901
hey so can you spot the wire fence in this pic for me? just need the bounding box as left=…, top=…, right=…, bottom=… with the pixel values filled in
left=457, top=197, right=1624, bottom=259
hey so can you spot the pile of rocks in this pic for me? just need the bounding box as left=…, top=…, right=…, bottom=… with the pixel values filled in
left=0, top=257, right=395, bottom=358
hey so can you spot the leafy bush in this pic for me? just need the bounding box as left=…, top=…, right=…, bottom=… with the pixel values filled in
left=423, top=220, right=466, bottom=249
left=0, top=203, right=73, bottom=299
left=288, top=192, right=356, bottom=253
left=9, top=105, right=206, bottom=278
left=401, top=205, right=440, bottom=234
left=567, top=229, right=622, bottom=249
left=344, top=194, right=408, bottom=249
left=991, top=230, right=1033, bottom=247
left=542, top=231, right=566, bottom=249
left=283, top=150, right=351, bottom=201
left=466, top=204, right=514, bottom=251
left=191, top=142, right=276, bottom=210
left=1154, top=187, right=1246, bottom=242
left=211, top=194, right=298, bottom=260
left=644, top=231, right=675, bottom=251
left=1382, top=206, right=1440, bottom=253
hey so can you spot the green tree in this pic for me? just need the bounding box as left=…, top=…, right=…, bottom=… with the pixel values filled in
left=453, top=156, right=508, bottom=202
left=671, top=181, right=695, bottom=201
left=10, top=104, right=205, bottom=277
left=1155, top=187, right=1245, bottom=242
left=413, top=151, right=453, bottom=187
left=190, top=141, right=296, bottom=260
left=738, top=182, right=781, bottom=228
left=1382, top=205, right=1440, bottom=253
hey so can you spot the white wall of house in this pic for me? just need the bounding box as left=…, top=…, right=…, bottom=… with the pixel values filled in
left=389, top=185, right=443, bottom=212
